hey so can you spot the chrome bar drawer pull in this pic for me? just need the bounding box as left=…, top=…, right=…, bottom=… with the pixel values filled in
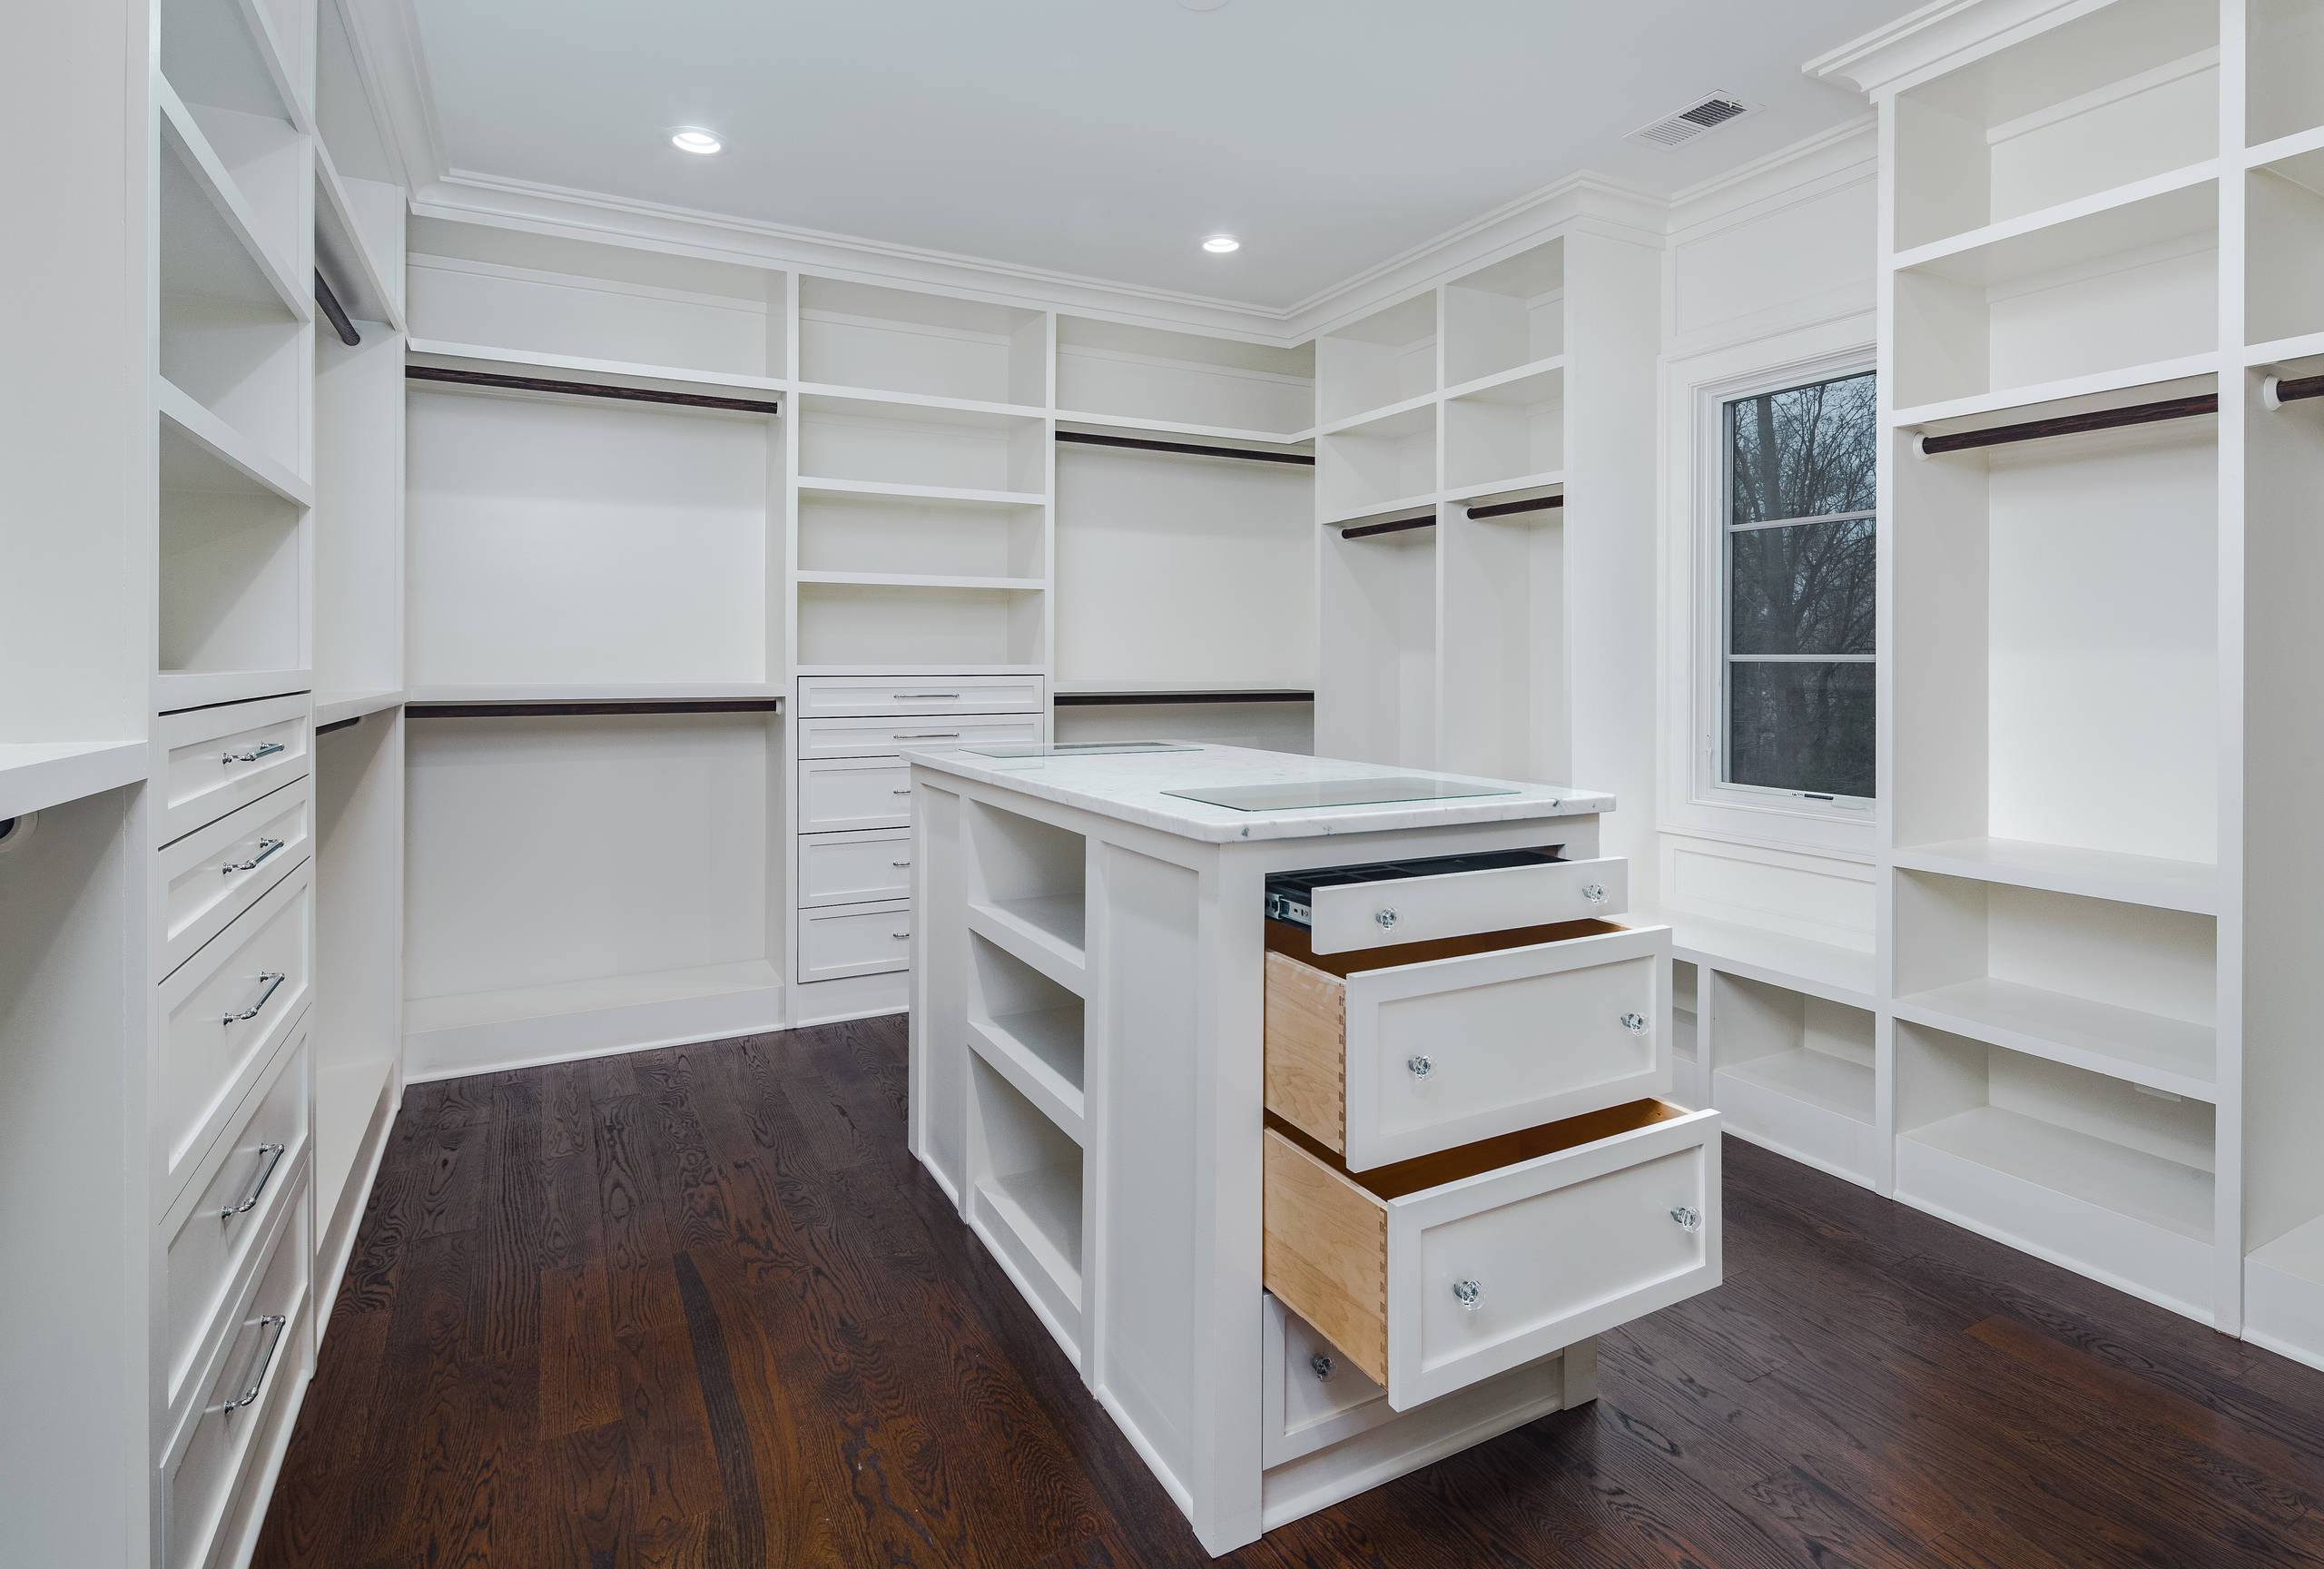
left=891, top=692, right=960, bottom=700
left=221, top=1314, right=288, bottom=1416
left=891, top=788, right=913, bottom=795
left=221, top=836, right=286, bottom=875
left=891, top=930, right=911, bottom=940
left=1406, top=1054, right=1433, bottom=1081
left=890, top=860, right=911, bottom=868
left=222, top=972, right=287, bottom=1025
left=1581, top=883, right=1608, bottom=903
left=892, top=731, right=960, bottom=740
left=222, top=741, right=286, bottom=765
left=218, top=1143, right=286, bottom=1219
left=1620, top=1011, right=1649, bottom=1034
left=1309, top=1354, right=1335, bottom=1380
left=1451, top=1278, right=1483, bottom=1311
left=1670, top=1206, right=1702, bottom=1231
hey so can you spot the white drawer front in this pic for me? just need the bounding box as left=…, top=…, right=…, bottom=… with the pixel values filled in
left=800, top=828, right=913, bottom=908
left=801, top=756, right=914, bottom=833
left=1389, top=1109, right=1718, bottom=1409
left=1344, top=923, right=1669, bottom=1169
left=1261, top=1295, right=1391, bottom=1469
left=161, top=868, right=313, bottom=1194
left=800, top=900, right=912, bottom=982
left=163, top=1029, right=308, bottom=1413
left=797, top=675, right=1043, bottom=718
left=1311, top=854, right=1627, bottom=953
left=158, top=781, right=312, bottom=978
left=159, top=694, right=310, bottom=844
left=799, top=713, right=1040, bottom=760
left=163, top=1164, right=310, bottom=1569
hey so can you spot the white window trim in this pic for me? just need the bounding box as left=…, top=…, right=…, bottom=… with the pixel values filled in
left=1657, top=326, right=1880, bottom=861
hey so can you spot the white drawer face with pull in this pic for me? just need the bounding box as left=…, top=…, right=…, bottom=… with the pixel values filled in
left=1261, top=1294, right=1392, bottom=1469
left=796, top=675, right=1044, bottom=718
left=157, top=781, right=311, bottom=979
left=163, top=1030, right=308, bottom=1411
left=158, top=694, right=310, bottom=845
left=801, top=756, right=914, bottom=833
left=800, top=899, right=912, bottom=982
left=1265, top=1101, right=1720, bottom=1411
left=1267, top=918, right=1671, bottom=1170
left=800, top=828, right=912, bottom=908
left=1309, top=854, right=1628, bottom=953
left=798, top=713, right=1041, bottom=760
left=161, top=867, right=313, bottom=1195
left=163, top=1164, right=310, bottom=1569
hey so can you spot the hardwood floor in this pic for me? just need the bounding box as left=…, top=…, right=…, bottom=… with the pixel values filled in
left=255, top=1019, right=2324, bottom=1568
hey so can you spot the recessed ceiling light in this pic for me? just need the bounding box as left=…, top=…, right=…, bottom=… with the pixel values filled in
left=1202, top=234, right=1240, bottom=253
left=671, top=129, right=723, bottom=155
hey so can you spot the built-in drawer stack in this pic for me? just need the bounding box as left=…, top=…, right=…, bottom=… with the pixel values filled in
left=1259, top=853, right=1719, bottom=1417
left=795, top=676, right=1043, bottom=983
left=152, top=695, right=317, bottom=1569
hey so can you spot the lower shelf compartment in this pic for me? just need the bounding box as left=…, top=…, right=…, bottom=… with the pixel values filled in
left=2246, top=1216, right=2324, bottom=1374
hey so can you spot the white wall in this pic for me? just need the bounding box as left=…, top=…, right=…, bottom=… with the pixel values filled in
left=1653, top=124, right=1882, bottom=944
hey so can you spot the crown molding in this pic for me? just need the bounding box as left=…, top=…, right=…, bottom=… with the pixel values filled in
left=340, top=0, right=443, bottom=193
left=1804, top=0, right=2107, bottom=96
left=1667, top=115, right=1877, bottom=245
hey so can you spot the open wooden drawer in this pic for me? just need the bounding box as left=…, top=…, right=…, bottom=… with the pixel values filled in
left=1266, top=916, right=1671, bottom=1170
left=1264, top=1099, right=1719, bottom=1411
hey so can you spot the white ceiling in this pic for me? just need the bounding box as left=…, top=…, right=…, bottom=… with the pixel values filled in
left=405, top=0, right=1920, bottom=311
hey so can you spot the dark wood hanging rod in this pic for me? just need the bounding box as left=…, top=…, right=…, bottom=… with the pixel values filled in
left=2269, top=372, right=2324, bottom=408
left=1915, top=394, right=2217, bottom=456
left=1056, top=429, right=1314, bottom=466
left=1341, top=513, right=1436, bottom=539
left=406, top=364, right=783, bottom=416
left=409, top=699, right=785, bottom=719
left=1053, top=689, right=1315, bottom=706
left=1466, top=493, right=1565, bottom=519
left=314, top=715, right=361, bottom=736
left=314, top=270, right=359, bottom=347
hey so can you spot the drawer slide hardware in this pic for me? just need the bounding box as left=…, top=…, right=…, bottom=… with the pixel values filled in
left=222, top=972, right=287, bottom=1026
left=1451, top=1278, right=1483, bottom=1311
left=1620, top=1011, right=1649, bottom=1034
left=221, top=1315, right=289, bottom=1416
left=1406, top=1054, right=1433, bottom=1081
left=1670, top=1206, right=1702, bottom=1231
left=1309, top=1354, right=1335, bottom=1380
left=218, top=1143, right=286, bottom=1219
left=222, top=742, right=286, bottom=765
left=221, top=837, right=285, bottom=875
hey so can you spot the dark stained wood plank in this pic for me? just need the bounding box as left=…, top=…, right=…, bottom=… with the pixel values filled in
left=255, top=1021, right=2324, bottom=1569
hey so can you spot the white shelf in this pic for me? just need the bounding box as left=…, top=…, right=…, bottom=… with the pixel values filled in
left=796, top=476, right=1044, bottom=508
left=406, top=339, right=787, bottom=403
left=968, top=898, right=1088, bottom=995
left=793, top=381, right=1046, bottom=422
left=1889, top=837, right=2216, bottom=914
left=966, top=1009, right=1085, bottom=1144
left=1445, top=471, right=1565, bottom=506
left=1632, top=908, right=1876, bottom=1009
left=313, top=690, right=406, bottom=727
left=313, top=142, right=403, bottom=331
left=403, top=684, right=782, bottom=706
left=156, top=77, right=306, bottom=324
left=1323, top=493, right=1439, bottom=528
left=1316, top=390, right=1437, bottom=438
left=157, top=378, right=313, bottom=508
left=1891, top=359, right=2219, bottom=435
left=795, top=571, right=1043, bottom=593
left=1894, top=978, right=2215, bottom=1101
left=1717, top=1048, right=1876, bottom=1123
left=1055, top=410, right=1314, bottom=448
left=1443, top=355, right=1567, bottom=403
left=1901, top=1103, right=2213, bottom=1242
left=798, top=663, right=1045, bottom=678
left=152, top=669, right=310, bottom=715
left=160, top=0, right=308, bottom=130
left=1890, top=162, right=2220, bottom=283
left=2249, top=123, right=2324, bottom=169
left=0, top=741, right=149, bottom=821
left=1051, top=682, right=1313, bottom=698
left=977, top=1163, right=1083, bottom=1299
left=2248, top=330, right=2324, bottom=371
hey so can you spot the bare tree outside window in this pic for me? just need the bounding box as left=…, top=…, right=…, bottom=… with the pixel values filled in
left=1723, top=371, right=1876, bottom=800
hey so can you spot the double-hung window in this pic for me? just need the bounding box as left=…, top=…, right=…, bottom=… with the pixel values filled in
left=1716, top=370, right=1876, bottom=805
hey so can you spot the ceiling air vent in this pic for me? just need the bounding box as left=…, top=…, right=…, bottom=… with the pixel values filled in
left=1630, top=93, right=1755, bottom=149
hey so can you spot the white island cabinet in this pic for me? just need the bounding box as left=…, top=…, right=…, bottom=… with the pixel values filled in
left=906, top=743, right=1720, bottom=1553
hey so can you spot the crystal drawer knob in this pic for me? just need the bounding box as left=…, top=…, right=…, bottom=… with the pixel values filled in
left=1375, top=907, right=1398, bottom=930
left=1670, top=1205, right=1702, bottom=1231
left=1620, top=1011, right=1649, bottom=1034
left=1581, top=883, right=1607, bottom=903
left=1309, top=1354, right=1335, bottom=1380
left=1406, top=1053, right=1433, bottom=1081
left=1451, top=1278, right=1483, bottom=1311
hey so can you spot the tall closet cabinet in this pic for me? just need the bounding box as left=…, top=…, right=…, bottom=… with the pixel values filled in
left=1809, top=0, right=2324, bottom=1367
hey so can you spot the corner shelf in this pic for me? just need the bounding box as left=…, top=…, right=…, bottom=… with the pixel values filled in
left=0, top=741, right=150, bottom=822
left=1890, top=837, right=2216, bottom=914
left=156, top=77, right=306, bottom=325
left=158, top=378, right=312, bottom=508
left=1636, top=907, right=1876, bottom=1010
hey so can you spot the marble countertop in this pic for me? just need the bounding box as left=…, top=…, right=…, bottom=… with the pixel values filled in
left=902, top=743, right=1612, bottom=843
